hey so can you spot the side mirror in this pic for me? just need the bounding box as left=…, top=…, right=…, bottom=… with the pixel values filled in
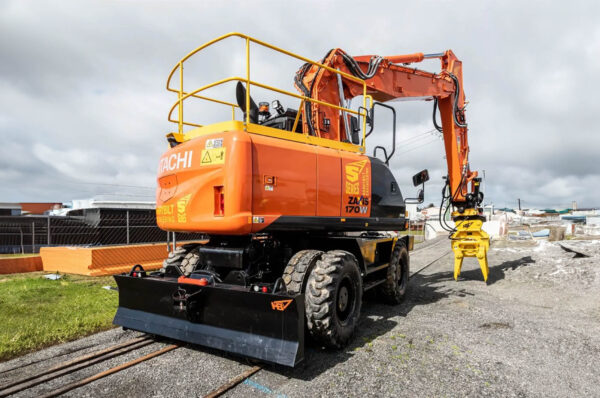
left=406, top=170, right=428, bottom=204
left=412, top=169, right=430, bottom=187
left=349, top=116, right=360, bottom=145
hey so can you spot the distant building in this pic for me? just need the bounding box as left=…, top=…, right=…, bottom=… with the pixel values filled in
left=70, top=198, right=155, bottom=211
left=0, top=203, right=21, bottom=216
left=0, top=202, right=64, bottom=216
left=405, top=203, right=419, bottom=220
left=20, top=202, right=63, bottom=215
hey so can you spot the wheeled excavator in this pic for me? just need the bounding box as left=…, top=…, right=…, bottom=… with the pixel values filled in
left=113, top=33, right=489, bottom=367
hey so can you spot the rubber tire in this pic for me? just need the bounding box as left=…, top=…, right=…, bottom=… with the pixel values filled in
left=305, top=250, right=362, bottom=348
left=282, top=250, right=324, bottom=294
left=160, top=243, right=198, bottom=275
left=378, top=241, right=409, bottom=304
left=180, top=246, right=202, bottom=275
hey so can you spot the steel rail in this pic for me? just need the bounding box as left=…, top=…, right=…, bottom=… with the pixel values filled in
left=410, top=237, right=447, bottom=254
left=203, top=365, right=263, bottom=398
left=0, top=339, right=153, bottom=397
left=411, top=249, right=452, bottom=276
left=40, top=344, right=179, bottom=398
left=0, top=336, right=150, bottom=392
left=0, top=344, right=96, bottom=377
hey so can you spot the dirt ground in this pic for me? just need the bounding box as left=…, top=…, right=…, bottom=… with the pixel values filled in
left=1, top=237, right=599, bottom=397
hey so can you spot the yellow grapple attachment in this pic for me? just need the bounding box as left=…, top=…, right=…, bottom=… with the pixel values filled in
left=451, top=209, right=490, bottom=282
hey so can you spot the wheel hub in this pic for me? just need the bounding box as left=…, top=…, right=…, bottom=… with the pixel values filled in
left=338, top=286, right=349, bottom=312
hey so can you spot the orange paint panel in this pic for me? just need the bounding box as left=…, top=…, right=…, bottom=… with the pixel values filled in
left=316, top=146, right=341, bottom=217
left=250, top=133, right=317, bottom=217
left=155, top=130, right=253, bottom=235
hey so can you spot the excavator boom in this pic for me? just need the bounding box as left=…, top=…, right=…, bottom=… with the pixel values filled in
left=296, top=47, right=489, bottom=280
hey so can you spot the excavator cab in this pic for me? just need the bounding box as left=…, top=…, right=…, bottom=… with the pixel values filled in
left=235, top=82, right=302, bottom=133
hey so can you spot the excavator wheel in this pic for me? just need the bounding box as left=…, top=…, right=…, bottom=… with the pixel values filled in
left=160, top=243, right=199, bottom=275
left=282, top=250, right=324, bottom=294
left=305, top=250, right=362, bottom=348
left=180, top=246, right=202, bottom=275
left=378, top=241, right=409, bottom=305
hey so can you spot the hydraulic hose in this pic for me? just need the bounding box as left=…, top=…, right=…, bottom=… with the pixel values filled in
left=432, top=97, right=443, bottom=133
left=447, top=72, right=468, bottom=128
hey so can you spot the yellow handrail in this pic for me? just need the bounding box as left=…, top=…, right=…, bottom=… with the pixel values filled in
left=166, top=32, right=369, bottom=153
left=167, top=76, right=245, bottom=125
left=166, top=32, right=366, bottom=91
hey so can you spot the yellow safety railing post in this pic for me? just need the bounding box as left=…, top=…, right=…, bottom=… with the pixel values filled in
left=231, top=105, right=236, bottom=120
left=245, top=38, right=250, bottom=127
left=178, top=61, right=183, bottom=134
left=292, top=99, right=303, bottom=134
left=361, top=86, right=367, bottom=153
left=362, top=95, right=373, bottom=152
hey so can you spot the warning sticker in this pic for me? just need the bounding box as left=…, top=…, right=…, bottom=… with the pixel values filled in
left=200, top=147, right=226, bottom=166
left=205, top=138, right=223, bottom=149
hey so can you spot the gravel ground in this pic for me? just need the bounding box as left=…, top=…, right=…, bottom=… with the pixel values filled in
left=1, top=238, right=599, bottom=397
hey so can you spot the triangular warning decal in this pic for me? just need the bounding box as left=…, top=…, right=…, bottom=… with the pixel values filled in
left=201, top=151, right=212, bottom=164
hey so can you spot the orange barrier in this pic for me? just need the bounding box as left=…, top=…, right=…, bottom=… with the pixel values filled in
left=40, top=243, right=201, bottom=276
left=0, top=256, right=43, bottom=274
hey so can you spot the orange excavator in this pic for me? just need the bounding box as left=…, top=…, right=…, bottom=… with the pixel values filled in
left=113, top=33, right=489, bottom=367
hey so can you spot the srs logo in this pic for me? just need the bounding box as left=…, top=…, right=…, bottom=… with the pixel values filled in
left=345, top=160, right=367, bottom=194
left=158, top=151, right=193, bottom=173
left=176, top=194, right=192, bottom=223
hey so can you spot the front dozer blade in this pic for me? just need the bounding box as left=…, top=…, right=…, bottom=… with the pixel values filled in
left=113, top=275, right=304, bottom=367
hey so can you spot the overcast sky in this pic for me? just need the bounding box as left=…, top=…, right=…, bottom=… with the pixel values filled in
left=1, top=0, right=598, bottom=209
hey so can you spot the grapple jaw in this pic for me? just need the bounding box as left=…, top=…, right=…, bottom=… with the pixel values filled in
left=451, top=208, right=490, bottom=282
left=113, top=274, right=304, bottom=367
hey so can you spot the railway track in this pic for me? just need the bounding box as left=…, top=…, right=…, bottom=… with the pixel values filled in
left=0, top=332, right=257, bottom=398
left=0, top=336, right=178, bottom=398
left=203, top=365, right=263, bottom=398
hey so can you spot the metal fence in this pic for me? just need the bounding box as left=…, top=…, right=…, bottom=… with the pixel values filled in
left=1, top=209, right=432, bottom=255
left=0, top=209, right=205, bottom=254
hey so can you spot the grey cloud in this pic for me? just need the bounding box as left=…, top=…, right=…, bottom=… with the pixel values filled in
left=1, top=0, right=598, bottom=208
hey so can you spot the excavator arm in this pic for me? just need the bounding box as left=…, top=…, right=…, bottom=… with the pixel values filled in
left=295, top=48, right=490, bottom=281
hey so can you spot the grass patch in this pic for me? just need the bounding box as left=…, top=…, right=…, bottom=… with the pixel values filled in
left=0, top=272, right=118, bottom=361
